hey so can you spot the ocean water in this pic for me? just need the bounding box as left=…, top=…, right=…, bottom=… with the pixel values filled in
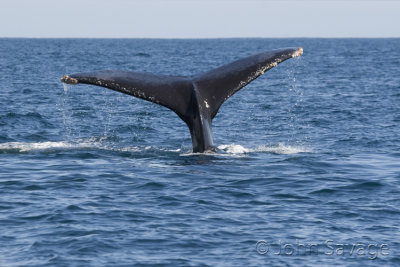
left=0, top=38, right=399, bottom=266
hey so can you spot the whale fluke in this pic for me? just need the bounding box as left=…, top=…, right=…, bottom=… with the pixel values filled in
left=61, top=47, right=303, bottom=153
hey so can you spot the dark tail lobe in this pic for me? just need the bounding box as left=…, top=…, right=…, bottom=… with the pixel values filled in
left=192, top=47, right=303, bottom=119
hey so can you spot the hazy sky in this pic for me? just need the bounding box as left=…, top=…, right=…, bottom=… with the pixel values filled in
left=1, top=0, right=399, bottom=38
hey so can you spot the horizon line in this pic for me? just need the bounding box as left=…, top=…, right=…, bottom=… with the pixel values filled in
left=1, top=36, right=400, bottom=39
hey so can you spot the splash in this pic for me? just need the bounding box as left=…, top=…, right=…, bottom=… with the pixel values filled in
left=251, top=143, right=312, bottom=154
left=0, top=136, right=117, bottom=153
left=0, top=139, right=311, bottom=156
left=0, top=138, right=175, bottom=154
left=218, top=143, right=311, bottom=155
left=60, top=84, right=76, bottom=140
left=218, top=144, right=249, bottom=154
left=0, top=140, right=95, bottom=153
left=180, top=143, right=312, bottom=157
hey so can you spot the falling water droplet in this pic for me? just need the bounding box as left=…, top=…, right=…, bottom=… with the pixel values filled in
left=63, top=83, right=73, bottom=92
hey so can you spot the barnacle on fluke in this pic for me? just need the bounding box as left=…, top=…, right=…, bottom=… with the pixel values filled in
left=61, top=75, right=78, bottom=84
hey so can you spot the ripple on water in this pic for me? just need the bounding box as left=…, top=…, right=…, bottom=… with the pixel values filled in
left=1, top=39, right=400, bottom=266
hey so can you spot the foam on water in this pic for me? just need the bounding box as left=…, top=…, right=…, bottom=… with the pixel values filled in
left=0, top=139, right=311, bottom=156
left=0, top=139, right=162, bottom=154
left=0, top=139, right=100, bottom=152
left=218, top=144, right=249, bottom=154
left=252, top=143, right=312, bottom=154
left=0, top=138, right=182, bottom=154
left=218, top=143, right=311, bottom=155
left=179, top=143, right=311, bottom=157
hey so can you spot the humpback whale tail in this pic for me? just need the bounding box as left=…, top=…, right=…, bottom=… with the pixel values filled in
left=61, top=47, right=303, bottom=153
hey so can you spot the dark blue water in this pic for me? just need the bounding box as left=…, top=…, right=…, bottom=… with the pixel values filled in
left=0, top=38, right=399, bottom=266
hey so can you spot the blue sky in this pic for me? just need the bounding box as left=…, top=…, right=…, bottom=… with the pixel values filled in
left=1, top=0, right=399, bottom=38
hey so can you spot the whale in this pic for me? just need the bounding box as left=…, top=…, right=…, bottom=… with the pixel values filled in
left=61, top=47, right=303, bottom=153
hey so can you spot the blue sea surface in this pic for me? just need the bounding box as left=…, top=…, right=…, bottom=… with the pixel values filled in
left=0, top=38, right=399, bottom=266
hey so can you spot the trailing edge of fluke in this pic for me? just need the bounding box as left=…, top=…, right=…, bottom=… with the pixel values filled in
left=61, top=47, right=303, bottom=153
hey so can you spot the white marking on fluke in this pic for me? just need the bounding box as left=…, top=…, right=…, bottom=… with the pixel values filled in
left=293, top=47, right=303, bottom=57
left=61, top=75, right=78, bottom=85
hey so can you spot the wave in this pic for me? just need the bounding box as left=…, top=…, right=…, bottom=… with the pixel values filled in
left=133, top=52, right=151, bottom=57
left=0, top=139, right=311, bottom=155
left=0, top=138, right=169, bottom=154
left=218, top=143, right=312, bottom=155
left=181, top=143, right=311, bottom=157
left=0, top=139, right=101, bottom=153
